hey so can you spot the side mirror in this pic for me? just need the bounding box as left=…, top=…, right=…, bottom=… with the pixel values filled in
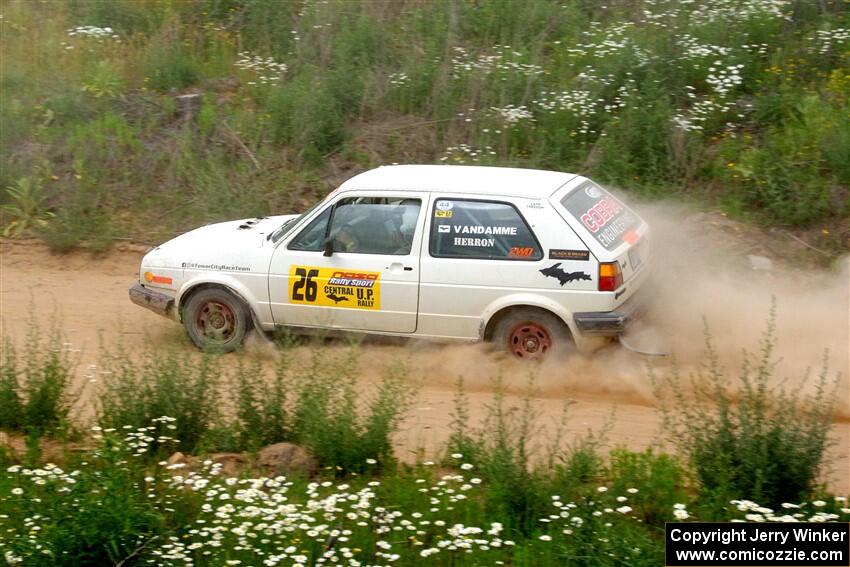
left=322, top=237, right=334, bottom=257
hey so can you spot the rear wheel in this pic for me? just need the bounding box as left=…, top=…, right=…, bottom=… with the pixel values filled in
left=182, top=288, right=251, bottom=352
left=491, top=309, right=571, bottom=360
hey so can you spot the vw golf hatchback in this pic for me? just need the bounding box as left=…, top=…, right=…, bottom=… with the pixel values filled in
left=130, top=165, right=651, bottom=359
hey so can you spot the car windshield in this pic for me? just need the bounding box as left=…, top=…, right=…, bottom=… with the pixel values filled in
left=269, top=198, right=325, bottom=243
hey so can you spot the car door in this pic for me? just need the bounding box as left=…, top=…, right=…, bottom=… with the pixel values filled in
left=268, top=192, right=426, bottom=333
left=417, top=195, right=551, bottom=339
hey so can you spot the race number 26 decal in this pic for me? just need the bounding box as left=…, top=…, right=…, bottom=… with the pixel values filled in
left=291, top=267, right=318, bottom=302
left=289, top=266, right=381, bottom=310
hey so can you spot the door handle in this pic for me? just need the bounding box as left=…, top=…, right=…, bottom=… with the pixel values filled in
left=388, top=262, right=414, bottom=274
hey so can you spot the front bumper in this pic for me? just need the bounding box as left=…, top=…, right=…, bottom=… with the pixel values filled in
left=129, top=283, right=175, bottom=317
left=573, top=288, right=645, bottom=335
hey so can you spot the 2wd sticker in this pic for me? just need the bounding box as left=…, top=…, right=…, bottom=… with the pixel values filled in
left=509, top=247, right=535, bottom=257
left=289, top=266, right=381, bottom=309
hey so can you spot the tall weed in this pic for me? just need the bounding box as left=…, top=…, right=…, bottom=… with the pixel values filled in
left=652, top=305, right=838, bottom=509
left=97, top=346, right=221, bottom=454
left=448, top=374, right=608, bottom=533
left=0, top=320, right=74, bottom=435
left=226, top=355, right=290, bottom=451
left=291, top=345, right=411, bottom=474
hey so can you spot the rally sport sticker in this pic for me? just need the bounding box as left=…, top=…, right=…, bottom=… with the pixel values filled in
left=289, top=266, right=380, bottom=309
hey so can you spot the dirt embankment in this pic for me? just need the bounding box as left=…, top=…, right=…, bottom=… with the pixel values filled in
left=0, top=204, right=847, bottom=492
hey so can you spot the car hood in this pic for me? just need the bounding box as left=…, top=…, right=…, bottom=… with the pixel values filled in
left=143, top=215, right=297, bottom=270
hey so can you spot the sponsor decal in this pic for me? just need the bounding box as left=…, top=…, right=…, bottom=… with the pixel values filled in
left=435, top=200, right=453, bottom=211
left=453, top=237, right=495, bottom=247
left=437, top=225, right=451, bottom=233
left=182, top=262, right=251, bottom=272
left=580, top=195, right=624, bottom=234
left=595, top=212, right=635, bottom=248
left=549, top=249, right=590, bottom=261
left=509, top=246, right=535, bottom=257
left=539, top=263, right=591, bottom=286
left=289, top=265, right=380, bottom=310
left=449, top=225, right=518, bottom=236
left=526, top=202, right=544, bottom=209
left=435, top=210, right=453, bottom=218
left=562, top=182, right=639, bottom=251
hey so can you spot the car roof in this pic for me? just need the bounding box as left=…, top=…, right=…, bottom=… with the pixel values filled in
left=338, top=165, right=578, bottom=199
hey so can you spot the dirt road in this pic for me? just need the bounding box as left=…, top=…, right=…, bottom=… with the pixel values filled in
left=1, top=207, right=848, bottom=492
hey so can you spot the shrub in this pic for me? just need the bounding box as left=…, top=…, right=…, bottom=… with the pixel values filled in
left=38, top=163, right=114, bottom=253
left=652, top=305, right=837, bottom=509
left=97, top=347, right=221, bottom=454
left=0, top=339, right=24, bottom=429
left=608, top=448, right=687, bottom=527
left=226, top=355, right=290, bottom=451
left=146, top=48, right=200, bottom=92
left=267, top=73, right=347, bottom=164
left=1, top=177, right=54, bottom=238
left=0, top=321, right=74, bottom=435
left=291, top=345, right=411, bottom=474
left=96, top=340, right=410, bottom=471
left=448, top=374, right=607, bottom=534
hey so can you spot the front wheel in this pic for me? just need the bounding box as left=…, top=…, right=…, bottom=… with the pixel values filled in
left=491, top=309, right=571, bottom=360
left=182, top=288, right=251, bottom=352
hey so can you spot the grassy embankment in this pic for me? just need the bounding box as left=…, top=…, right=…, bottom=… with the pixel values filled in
left=0, top=312, right=846, bottom=565
left=1, top=0, right=848, bottom=252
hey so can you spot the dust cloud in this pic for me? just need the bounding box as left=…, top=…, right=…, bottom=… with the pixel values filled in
left=638, top=202, right=849, bottom=417
left=352, top=200, right=850, bottom=418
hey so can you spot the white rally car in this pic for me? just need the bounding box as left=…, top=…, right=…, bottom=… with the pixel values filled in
left=130, top=165, right=650, bottom=359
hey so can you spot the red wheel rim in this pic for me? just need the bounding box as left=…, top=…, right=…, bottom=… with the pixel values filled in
left=195, top=300, right=236, bottom=343
left=507, top=322, right=552, bottom=359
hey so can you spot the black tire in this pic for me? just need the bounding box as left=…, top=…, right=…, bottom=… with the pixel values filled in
left=182, top=287, right=251, bottom=353
left=491, top=308, right=571, bottom=360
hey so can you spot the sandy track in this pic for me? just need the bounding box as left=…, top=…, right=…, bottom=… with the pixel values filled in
left=0, top=228, right=847, bottom=493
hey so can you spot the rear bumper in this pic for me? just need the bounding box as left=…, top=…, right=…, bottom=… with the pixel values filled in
left=129, top=283, right=174, bottom=317
left=573, top=288, right=645, bottom=335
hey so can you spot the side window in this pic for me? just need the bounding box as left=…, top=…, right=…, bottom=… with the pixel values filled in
left=429, top=199, right=542, bottom=260
left=329, top=197, right=422, bottom=255
left=288, top=207, right=331, bottom=251
left=290, top=196, right=422, bottom=255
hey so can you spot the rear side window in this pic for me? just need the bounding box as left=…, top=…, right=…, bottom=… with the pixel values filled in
left=429, top=199, right=542, bottom=260
left=561, top=182, right=639, bottom=250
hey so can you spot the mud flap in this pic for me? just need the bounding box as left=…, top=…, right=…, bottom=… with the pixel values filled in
left=617, top=331, right=669, bottom=357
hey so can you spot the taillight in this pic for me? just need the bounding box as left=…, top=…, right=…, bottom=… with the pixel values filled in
left=598, top=262, right=623, bottom=292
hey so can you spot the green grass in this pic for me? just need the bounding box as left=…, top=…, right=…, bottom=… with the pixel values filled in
left=0, top=314, right=847, bottom=565
left=0, top=0, right=848, bottom=251
left=0, top=413, right=847, bottom=566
